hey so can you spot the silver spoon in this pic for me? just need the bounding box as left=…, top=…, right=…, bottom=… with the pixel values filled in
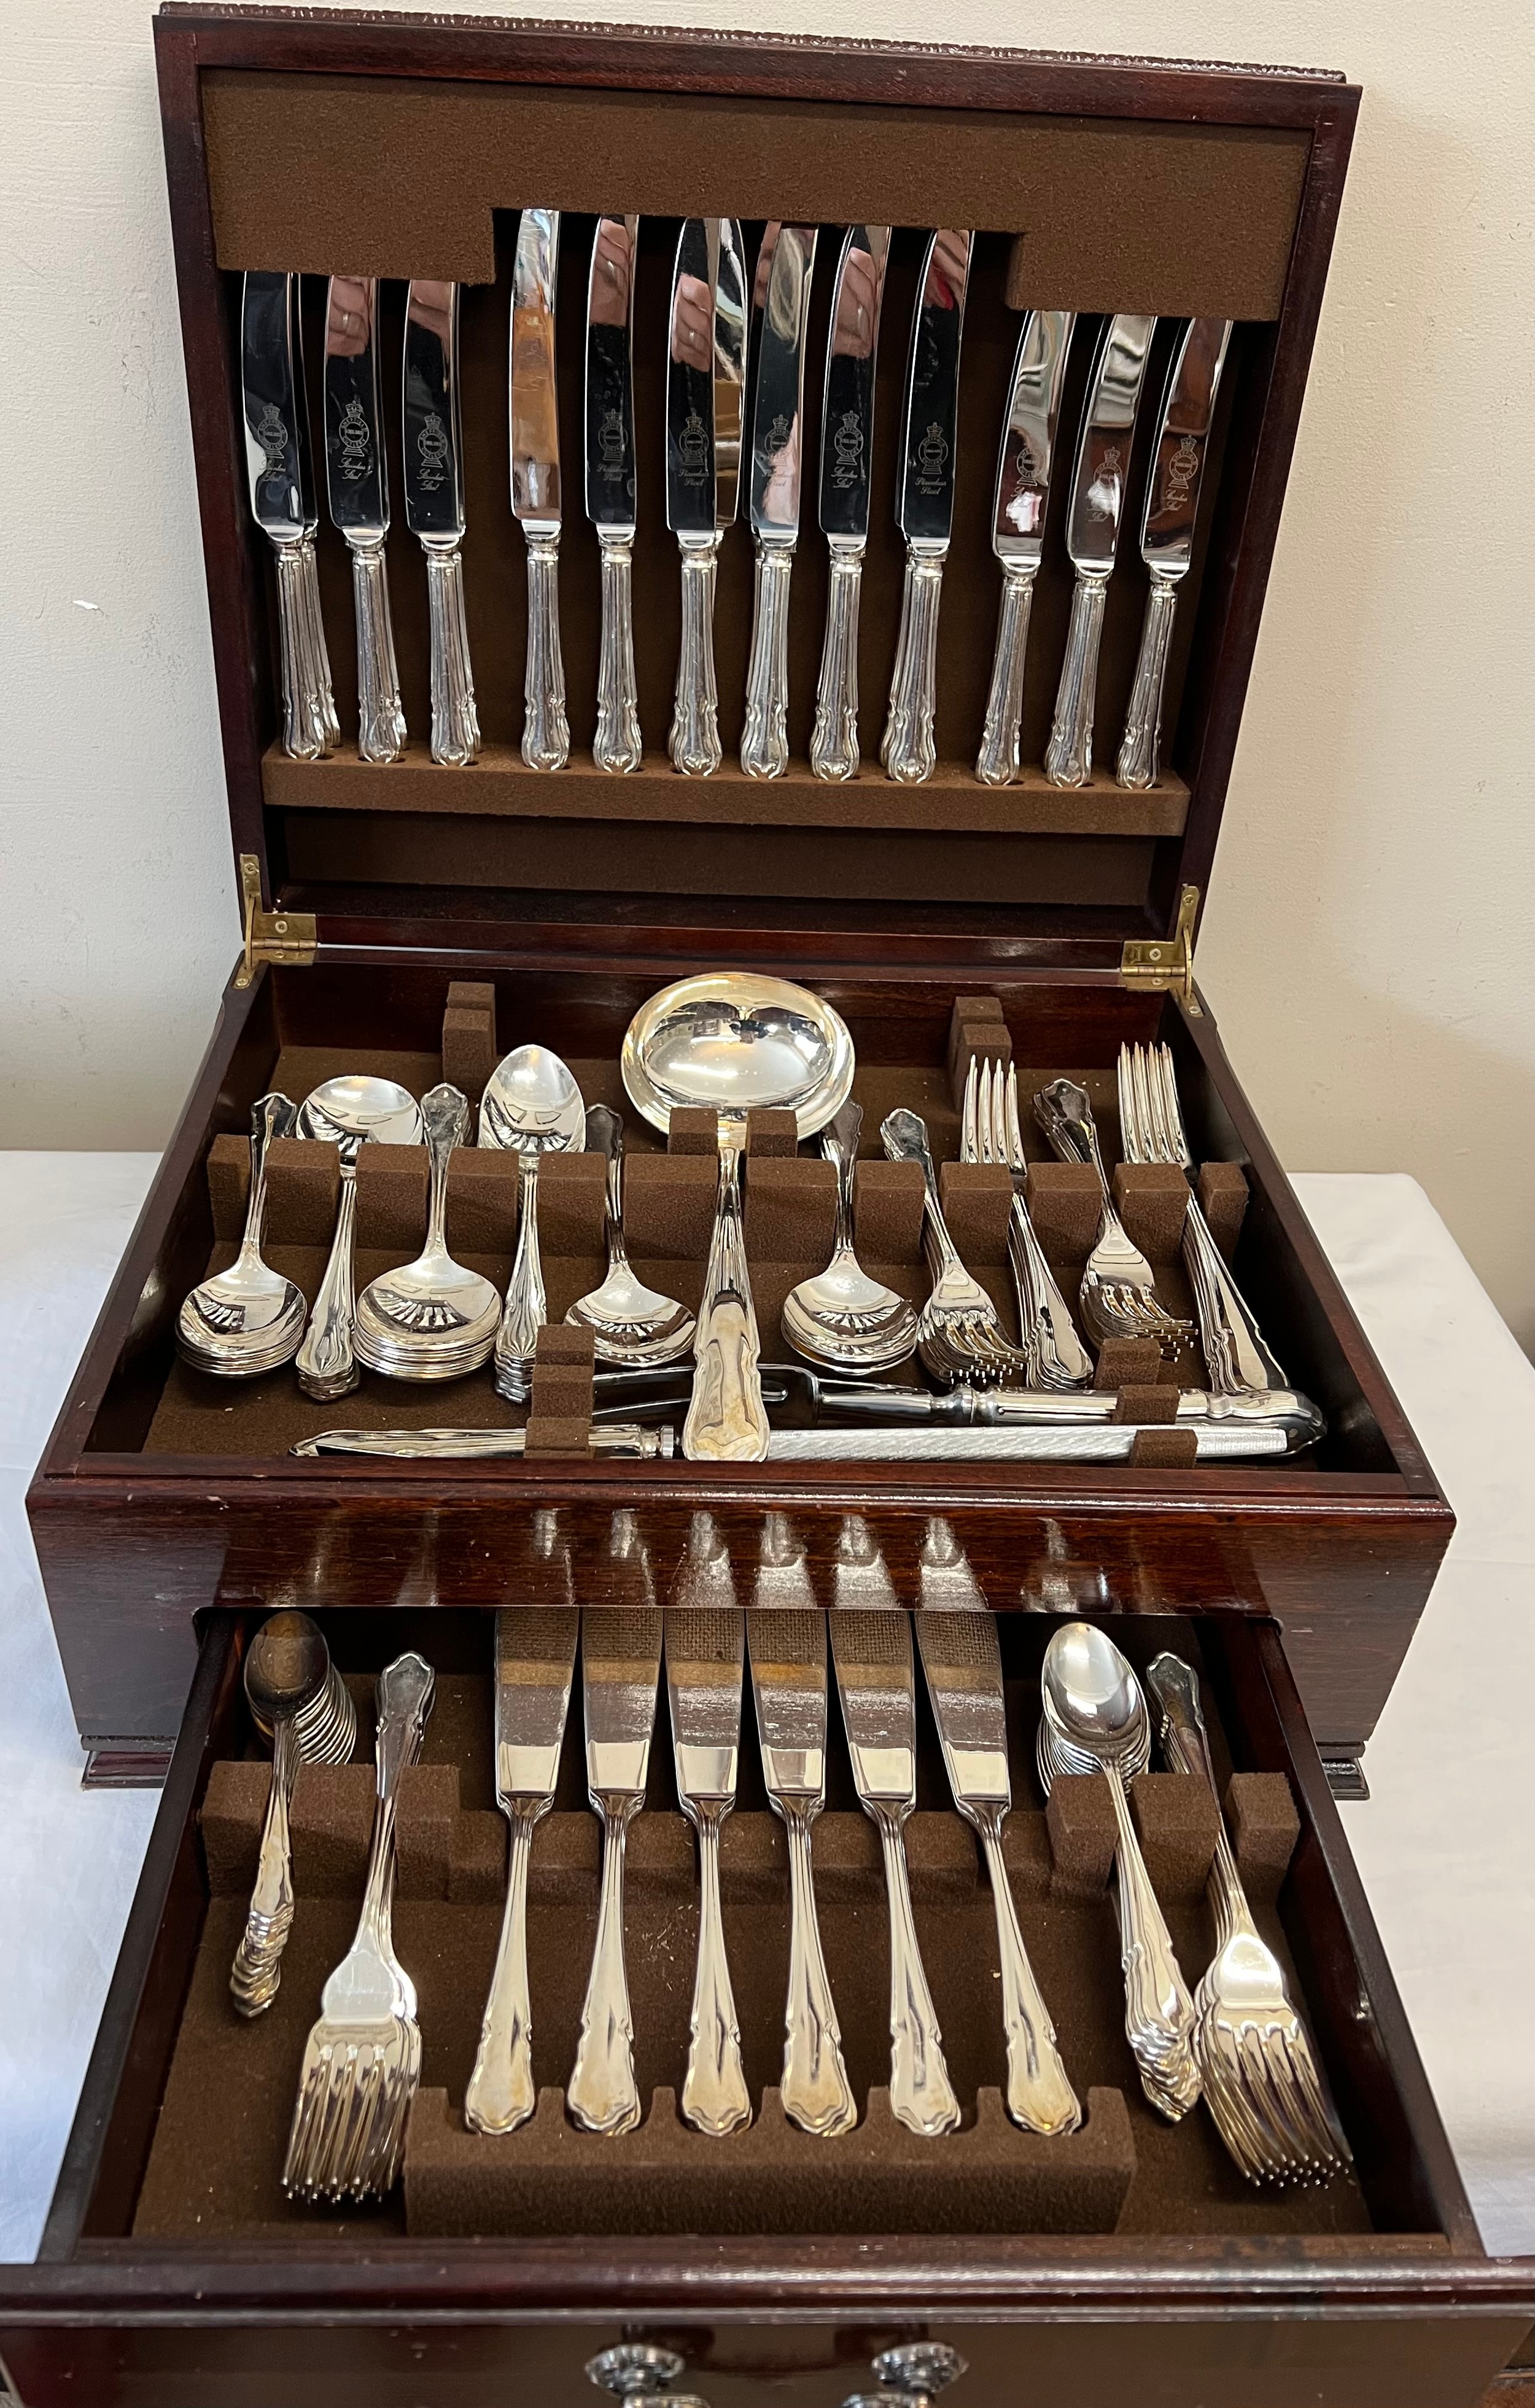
left=565, top=1105, right=694, bottom=1367
left=354, top=1083, right=502, bottom=1379
left=231, top=1609, right=356, bottom=2017
left=177, top=1092, right=306, bottom=1376
left=782, top=1099, right=918, bottom=1375
left=294, top=1075, right=424, bottom=1401
left=477, top=1044, right=586, bottom=1402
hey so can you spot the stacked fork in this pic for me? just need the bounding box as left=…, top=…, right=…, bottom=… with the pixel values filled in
left=880, top=1107, right=1033, bottom=1387
left=959, top=1057, right=1093, bottom=1391
left=1033, top=1075, right=1195, bottom=1354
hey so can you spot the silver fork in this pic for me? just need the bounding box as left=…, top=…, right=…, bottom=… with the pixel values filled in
left=1033, top=1076, right=1195, bottom=1354
left=962, top=1058, right=1094, bottom=1391
left=881, top=1106, right=1033, bottom=1386
left=282, top=1652, right=435, bottom=2202
left=1146, top=1653, right=1351, bottom=2186
left=1118, top=1043, right=1286, bottom=1394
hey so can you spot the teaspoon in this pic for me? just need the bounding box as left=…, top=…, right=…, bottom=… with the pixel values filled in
left=177, top=1092, right=306, bottom=1376
left=477, top=1044, right=587, bottom=1402
left=565, top=1104, right=694, bottom=1367
left=782, top=1098, right=917, bottom=1375
left=231, top=1610, right=357, bottom=2016
left=294, top=1075, right=425, bottom=1400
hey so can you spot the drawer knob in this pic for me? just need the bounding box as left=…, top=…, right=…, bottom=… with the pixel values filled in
left=871, top=2343, right=968, bottom=2403
left=586, top=2345, right=690, bottom=2399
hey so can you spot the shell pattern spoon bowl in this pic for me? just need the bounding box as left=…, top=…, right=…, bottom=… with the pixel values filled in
left=177, top=1092, right=308, bottom=1376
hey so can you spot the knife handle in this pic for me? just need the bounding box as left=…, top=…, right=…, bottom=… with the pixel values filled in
left=740, top=542, right=795, bottom=779
left=423, top=538, right=481, bottom=766
left=880, top=540, right=946, bottom=785
left=780, top=1802, right=857, bottom=2135
left=1044, top=569, right=1109, bottom=786
left=670, top=534, right=723, bottom=775
left=874, top=1806, right=961, bottom=2135
left=681, top=1806, right=752, bottom=2135
left=1116, top=572, right=1179, bottom=789
left=521, top=525, right=570, bottom=772
left=568, top=1793, right=643, bottom=2135
left=348, top=538, right=406, bottom=766
left=682, top=1140, right=770, bottom=1463
left=809, top=538, right=865, bottom=783
left=464, top=1803, right=540, bottom=2134
left=974, top=562, right=1037, bottom=788
left=977, top=1820, right=1083, bottom=2136
left=294, top=535, right=340, bottom=753
left=594, top=531, right=642, bottom=774
left=271, top=541, right=332, bottom=761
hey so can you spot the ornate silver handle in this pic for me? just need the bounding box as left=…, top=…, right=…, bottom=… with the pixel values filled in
left=1006, top=1198, right=1094, bottom=1389
left=873, top=1805, right=960, bottom=2135
left=809, top=537, right=865, bottom=781
left=779, top=1801, right=857, bottom=2135
left=494, top=1152, right=546, bottom=1404
left=594, top=531, right=642, bottom=772
left=881, top=540, right=946, bottom=785
left=294, top=535, right=340, bottom=753
left=880, top=1108, right=967, bottom=1284
left=586, top=2344, right=696, bottom=2401
left=1044, top=569, right=1109, bottom=786
left=521, top=526, right=570, bottom=771
left=868, top=2340, right=968, bottom=2404
left=464, top=1803, right=541, bottom=2133
left=974, top=562, right=1037, bottom=786
left=1102, top=1761, right=1201, bottom=2118
left=272, top=542, right=330, bottom=760
left=1116, top=573, right=1179, bottom=789
left=423, top=539, right=481, bottom=766
left=682, top=1138, right=769, bottom=1462
left=292, top=1421, right=671, bottom=1460
left=740, top=541, right=795, bottom=779
left=356, top=1653, right=434, bottom=1963
left=568, top=1793, right=643, bottom=2135
left=238, top=1092, right=297, bottom=1270
left=681, top=1806, right=751, bottom=2134
left=230, top=1716, right=297, bottom=2015
left=1181, top=1197, right=1287, bottom=1394
left=295, top=1160, right=360, bottom=1401
left=974, top=1816, right=1081, bottom=2134
left=419, top=1081, right=468, bottom=1262
left=348, top=537, right=406, bottom=765
left=670, top=534, right=723, bottom=775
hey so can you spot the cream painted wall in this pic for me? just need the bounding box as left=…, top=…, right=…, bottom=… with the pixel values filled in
left=3, top=0, right=1531, bottom=1346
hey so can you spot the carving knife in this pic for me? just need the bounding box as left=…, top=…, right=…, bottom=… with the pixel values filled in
left=810, top=224, right=892, bottom=782
left=974, top=308, right=1076, bottom=786
left=880, top=228, right=974, bottom=784
left=241, top=271, right=337, bottom=761
left=666, top=1573, right=750, bottom=2134
left=510, top=208, right=569, bottom=771
left=464, top=1606, right=578, bottom=2134
left=568, top=1606, right=663, bottom=2135
left=322, top=275, right=406, bottom=764
left=1116, top=317, right=1232, bottom=788
left=666, top=218, right=747, bottom=775
left=402, top=279, right=480, bottom=765
left=740, top=222, right=818, bottom=779
left=584, top=215, right=642, bottom=772
left=1044, top=311, right=1156, bottom=786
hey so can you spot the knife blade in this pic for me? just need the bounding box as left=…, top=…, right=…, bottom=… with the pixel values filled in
left=402, top=278, right=480, bottom=765
left=510, top=208, right=569, bottom=772
left=242, top=270, right=338, bottom=761
left=569, top=1606, right=662, bottom=2135
left=666, top=1587, right=750, bottom=2135
left=666, top=219, right=744, bottom=775
left=464, top=1606, right=578, bottom=2135
left=974, top=307, right=1075, bottom=786
left=809, top=225, right=892, bottom=782
left=323, top=274, right=406, bottom=764
left=1116, top=317, right=1232, bottom=789
left=739, top=222, right=818, bottom=779
left=880, top=228, right=974, bottom=785
left=1044, top=310, right=1156, bottom=786
left=714, top=216, right=749, bottom=535
left=585, top=214, right=642, bottom=773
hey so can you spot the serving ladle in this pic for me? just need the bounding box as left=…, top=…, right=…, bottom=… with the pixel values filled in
left=177, top=1092, right=307, bottom=1376
left=294, top=1074, right=424, bottom=1400
left=353, top=1083, right=502, bottom=1378
left=477, top=1044, right=587, bottom=1402
left=782, top=1099, right=918, bottom=1375
left=565, top=1105, right=694, bottom=1368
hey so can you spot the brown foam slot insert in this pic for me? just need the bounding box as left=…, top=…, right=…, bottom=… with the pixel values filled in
left=525, top=1323, right=596, bottom=1459
left=947, top=993, right=1013, bottom=1109
left=440, top=980, right=498, bottom=1106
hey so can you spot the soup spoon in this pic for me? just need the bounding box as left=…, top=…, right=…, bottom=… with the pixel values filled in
left=354, top=1083, right=502, bottom=1379
left=177, top=1092, right=306, bottom=1376
left=477, top=1044, right=586, bottom=1402
left=294, top=1075, right=424, bottom=1401
left=565, top=1105, right=694, bottom=1367
left=782, top=1099, right=917, bottom=1375
left=231, top=1610, right=357, bottom=2017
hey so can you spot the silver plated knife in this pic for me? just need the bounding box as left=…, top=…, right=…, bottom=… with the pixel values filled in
left=568, top=1606, right=663, bottom=2135
left=974, top=308, right=1075, bottom=786
left=740, top=222, right=818, bottom=779
left=403, top=279, right=480, bottom=766
left=1116, top=317, right=1232, bottom=789
left=666, top=1574, right=752, bottom=2135
left=585, top=215, right=642, bottom=772
left=1044, top=311, right=1156, bottom=787
left=511, top=208, right=569, bottom=772
left=880, top=228, right=974, bottom=785
left=464, top=1607, right=578, bottom=2134
left=915, top=1611, right=1082, bottom=2135
left=666, top=218, right=747, bottom=775
left=242, top=271, right=337, bottom=761
left=829, top=1609, right=960, bottom=2135
left=747, top=1604, right=857, bottom=2135
left=323, top=274, right=406, bottom=764
left=810, top=225, right=892, bottom=782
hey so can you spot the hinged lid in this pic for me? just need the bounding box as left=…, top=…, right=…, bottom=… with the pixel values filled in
left=1120, top=884, right=1201, bottom=1012
left=233, top=852, right=316, bottom=988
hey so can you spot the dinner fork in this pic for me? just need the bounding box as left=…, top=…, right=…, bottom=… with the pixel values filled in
left=1146, top=1652, right=1351, bottom=2185
left=962, top=1057, right=1094, bottom=1390
left=1033, top=1077, right=1194, bottom=1354
left=282, top=1651, right=435, bottom=2201
left=1117, top=1043, right=1286, bottom=1394
left=881, top=1107, right=1033, bottom=1386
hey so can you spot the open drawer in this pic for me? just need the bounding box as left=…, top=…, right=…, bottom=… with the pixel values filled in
left=1, top=1605, right=1528, bottom=2407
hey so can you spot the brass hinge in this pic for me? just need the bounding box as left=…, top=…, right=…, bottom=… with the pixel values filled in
left=1121, top=884, right=1202, bottom=1015
left=234, top=853, right=317, bottom=989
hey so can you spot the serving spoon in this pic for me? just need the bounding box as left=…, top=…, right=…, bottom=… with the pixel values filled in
left=354, top=1083, right=502, bottom=1378
left=565, top=1105, right=694, bottom=1367
left=477, top=1044, right=586, bottom=1401
left=782, top=1099, right=917, bottom=1375
left=177, top=1092, right=306, bottom=1376
left=294, top=1075, right=424, bottom=1400
left=231, top=1610, right=357, bottom=2016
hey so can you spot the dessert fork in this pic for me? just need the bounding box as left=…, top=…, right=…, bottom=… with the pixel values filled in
left=1033, top=1076, right=1194, bottom=1354
left=282, top=1651, right=435, bottom=2202
left=962, top=1057, right=1094, bottom=1390
left=880, top=1107, right=1033, bottom=1387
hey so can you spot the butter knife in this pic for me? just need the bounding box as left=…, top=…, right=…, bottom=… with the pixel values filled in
left=974, top=308, right=1074, bottom=786
left=666, top=1580, right=752, bottom=2134
left=322, top=274, right=405, bottom=763
left=880, top=228, right=973, bottom=785
left=1116, top=317, right=1232, bottom=788
left=830, top=1610, right=960, bottom=2135
left=740, top=222, right=818, bottom=778
left=585, top=214, right=642, bottom=772
left=810, top=224, right=892, bottom=782
left=403, top=279, right=480, bottom=765
left=510, top=208, right=569, bottom=771
left=568, top=1606, right=663, bottom=2135
left=241, top=270, right=337, bottom=761
left=916, top=1611, right=1081, bottom=2134
left=1044, top=312, right=1156, bottom=786
left=666, top=218, right=747, bottom=775
left=464, top=1607, right=578, bottom=2134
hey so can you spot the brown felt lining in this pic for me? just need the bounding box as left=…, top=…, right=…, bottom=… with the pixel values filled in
left=132, top=1617, right=1372, bottom=2243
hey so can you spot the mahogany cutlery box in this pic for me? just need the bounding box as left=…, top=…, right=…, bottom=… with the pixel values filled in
left=10, top=14, right=1526, bottom=2398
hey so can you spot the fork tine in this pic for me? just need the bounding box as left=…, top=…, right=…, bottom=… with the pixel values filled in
left=1116, top=1045, right=1143, bottom=1166
left=961, top=1057, right=979, bottom=1165
left=1003, top=1063, right=1026, bottom=1173
left=988, top=1057, right=1008, bottom=1167
left=1135, top=1045, right=1164, bottom=1165
left=1273, top=2023, right=1351, bottom=2170
left=1154, top=1044, right=1194, bottom=1171
left=979, top=1058, right=998, bottom=1165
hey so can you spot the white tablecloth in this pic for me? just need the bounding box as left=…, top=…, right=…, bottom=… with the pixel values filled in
left=0, top=1155, right=1530, bottom=2263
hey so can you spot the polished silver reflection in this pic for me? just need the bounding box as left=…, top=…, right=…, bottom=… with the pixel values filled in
left=295, top=1074, right=424, bottom=1402
left=975, top=309, right=1075, bottom=786
left=1034, top=1076, right=1195, bottom=1353
left=810, top=225, right=892, bottom=781
left=403, top=279, right=480, bottom=764
left=566, top=1104, right=694, bottom=1367
left=231, top=1610, right=356, bottom=2018
left=292, top=1421, right=673, bottom=1460
left=782, top=1098, right=918, bottom=1374
left=510, top=207, right=569, bottom=771
left=960, top=1056, right=1093, bottom=1389
left=667, top=1572, right=751, bottom=2134
left=569, top=1608, right=664, bottom=2135
left=882, top=229, right=974, bottom=784
left=242, top=271, right=337, bottom=763
left=666, top=218, right=747, bottom=775
left=740, top=222, right=818, bottom=779
left=323, top=274, right=406, bottom=762
left=352, top=1084, right=500, bottom=1380
left=478, top=1046, right=586, bottom=1402
left=880, top=1107, right=1033, bottom=1386
left=1044, top=313, right=1156, bottom=787
left=177, top=1092, right=306, bottom=1376
left=585, top=215, right=642, bottom=771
